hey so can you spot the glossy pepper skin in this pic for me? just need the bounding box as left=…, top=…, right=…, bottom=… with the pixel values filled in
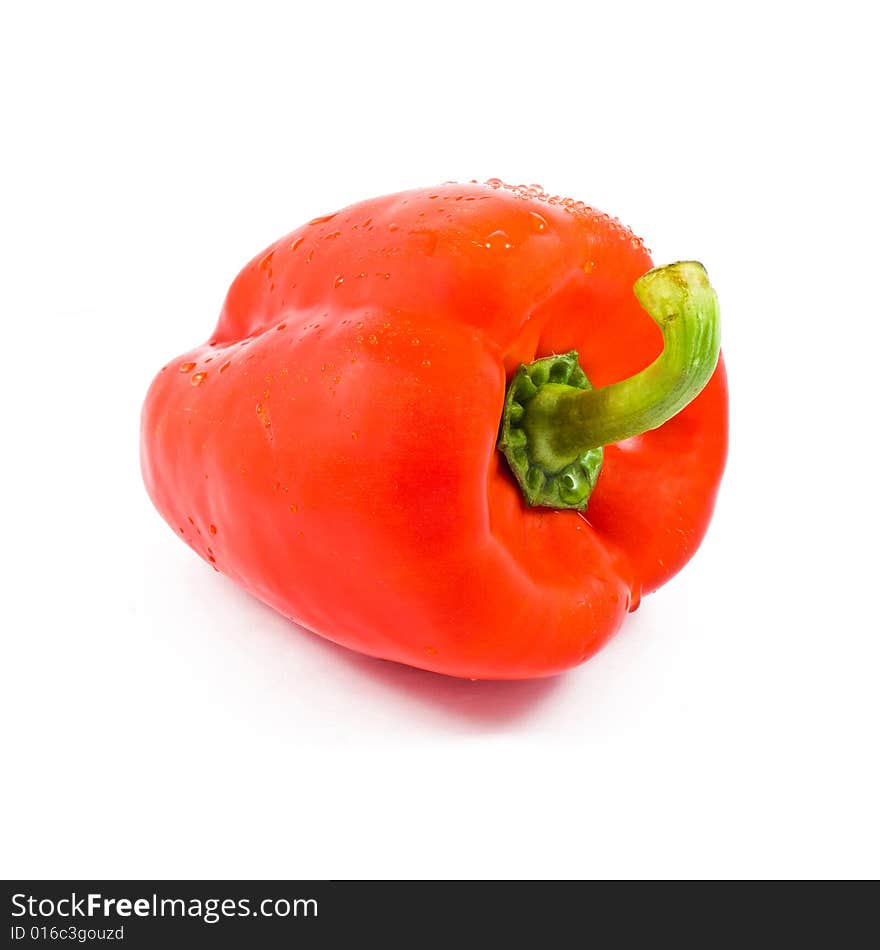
left=141, top=181, right=727, bottom=679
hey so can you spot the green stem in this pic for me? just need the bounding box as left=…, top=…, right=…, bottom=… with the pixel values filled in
left=522, top=261, right=720, bottom=472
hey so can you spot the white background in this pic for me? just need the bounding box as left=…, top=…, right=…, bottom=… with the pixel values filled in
left=2, top=1, right=877, bottom=879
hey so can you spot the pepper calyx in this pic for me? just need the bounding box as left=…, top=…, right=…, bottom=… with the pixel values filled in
left=498, top=351, right=604, bottom=510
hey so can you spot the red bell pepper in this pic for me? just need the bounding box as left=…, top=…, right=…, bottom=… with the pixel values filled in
left=141, top=180, right=727, bottom=679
